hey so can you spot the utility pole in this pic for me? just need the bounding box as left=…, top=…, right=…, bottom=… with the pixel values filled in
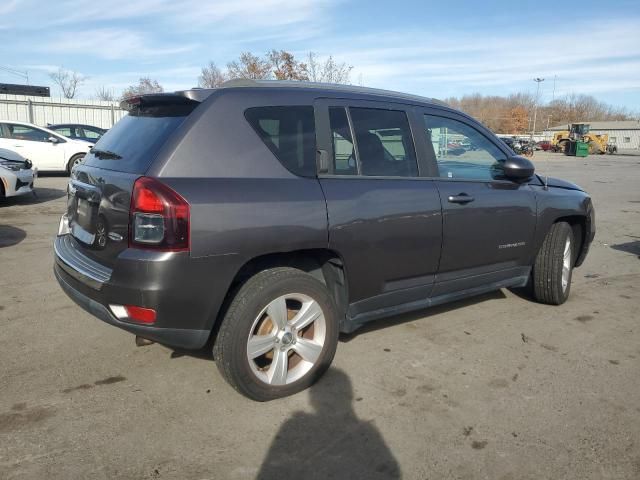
left=531, top=77, right=545, bottom=141
left=552, top=75, right=557, bottom=102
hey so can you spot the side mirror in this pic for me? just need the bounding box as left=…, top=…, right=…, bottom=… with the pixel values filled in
left=503, top=155, right=534, bottom=180
left=48, top=136, right=60, bottom=144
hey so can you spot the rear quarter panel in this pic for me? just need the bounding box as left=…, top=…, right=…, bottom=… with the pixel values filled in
left=149, top=89, right=329, bottom=329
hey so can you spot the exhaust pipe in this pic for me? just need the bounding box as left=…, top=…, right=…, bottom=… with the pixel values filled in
left=135, top=335, right=154, bottom=347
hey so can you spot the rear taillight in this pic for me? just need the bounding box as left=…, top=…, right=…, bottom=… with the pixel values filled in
left=124, top=305, right=156, bottom=324
left=129, top=177, right=189, bottom=251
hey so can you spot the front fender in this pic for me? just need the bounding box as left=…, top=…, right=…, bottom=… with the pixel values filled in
left=531, top=185, right=594, bottom=267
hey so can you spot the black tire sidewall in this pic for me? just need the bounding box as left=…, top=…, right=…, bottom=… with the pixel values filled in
left=217, top=269, right=339, bottom=401
left=533, top=222, right=575, bottom=305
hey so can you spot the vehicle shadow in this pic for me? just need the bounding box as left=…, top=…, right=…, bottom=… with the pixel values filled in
left=341, top=290, right=507, bottom=341
left=256, top=368, right=401, bottom=480
left=0, top=187, right=66, bottom=207
left=169, top=347, right=214, bottom=361
left=610, top=241, right=640, bottom=257
left=0, top=225, right=27, bottom=248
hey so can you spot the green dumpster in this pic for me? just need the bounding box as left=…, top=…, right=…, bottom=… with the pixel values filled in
left=565, top=140, right=590, bottom=157
left=575, top=141, right=589, bottom=157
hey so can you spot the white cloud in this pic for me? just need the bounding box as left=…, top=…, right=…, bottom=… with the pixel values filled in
left=338, top=20, right=640, bottom=101
left=22, top=0, right=331, bottom=32
left=42, top=29, right=197, bottom=60
left=0, top=0, right=19, bottom=15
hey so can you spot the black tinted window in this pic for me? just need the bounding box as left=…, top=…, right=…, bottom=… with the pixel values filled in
left=83, top=114, right=188, bottom=173
left=245, top=106, right=316, bottom=177
left=349, top=108, right=417, bottom=177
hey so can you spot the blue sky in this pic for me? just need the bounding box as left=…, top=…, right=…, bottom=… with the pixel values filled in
left=1, top=0, right=639, bottom=109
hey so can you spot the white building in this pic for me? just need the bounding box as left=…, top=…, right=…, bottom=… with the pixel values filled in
left=544, top=120, right=640, bottom=150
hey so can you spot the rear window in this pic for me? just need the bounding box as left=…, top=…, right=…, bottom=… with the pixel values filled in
left=83, top=110, right=191, bottom=174
left=244, top=106, right=316, bottom=177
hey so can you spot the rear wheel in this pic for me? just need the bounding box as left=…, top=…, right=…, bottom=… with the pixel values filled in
left=532, top=222, right=575, bottom=305
left=67, top=154, right=85, bottom=175
left=213, top=267, right=339, bottom=401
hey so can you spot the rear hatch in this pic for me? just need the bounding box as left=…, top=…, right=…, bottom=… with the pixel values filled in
left=65, top=94, right=199, bottom=267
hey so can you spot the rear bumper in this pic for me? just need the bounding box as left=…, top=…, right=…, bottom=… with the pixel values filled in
left=55, top=265, right=209, bottom=349
left=53, top=233, right=238, bottom=350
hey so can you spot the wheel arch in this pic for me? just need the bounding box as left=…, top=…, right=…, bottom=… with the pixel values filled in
left=210, top=249, right=350, bottom=342
left=66, top=152, right=87, bottom=172
left=551, top=215, right=588, bottom=267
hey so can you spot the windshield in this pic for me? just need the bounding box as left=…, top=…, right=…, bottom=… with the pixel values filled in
left=82, top=113, right=190, bottom=174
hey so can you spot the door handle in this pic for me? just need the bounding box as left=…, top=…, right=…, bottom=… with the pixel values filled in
left=448, top=193, right=474, bottom=204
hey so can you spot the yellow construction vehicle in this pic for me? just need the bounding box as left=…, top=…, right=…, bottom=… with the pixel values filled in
left=551, top=123, right=612, bottom=155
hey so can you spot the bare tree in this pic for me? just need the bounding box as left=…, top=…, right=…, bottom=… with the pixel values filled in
left=94, top=86, right=116, bottom=101
left=227, top=52, right=272, bottom=80
left=121, top=77, right=164, bottom=99
left=267, top=50, right=308, bottom=81
left=49, top=67, right=85, bottom=99
left=306, top=52, right=352, bottom=84
left=198, top=61, right=227, bottom=88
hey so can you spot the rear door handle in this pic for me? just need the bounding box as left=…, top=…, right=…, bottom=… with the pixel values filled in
left=448, top=193, right=474, bottom=204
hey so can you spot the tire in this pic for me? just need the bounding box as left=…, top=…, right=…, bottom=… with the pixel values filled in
left=67, top=153, right=85, bottom=175
left=213, top=267, right=339, bottom=401
left=532, top=222, right=575, bottom=305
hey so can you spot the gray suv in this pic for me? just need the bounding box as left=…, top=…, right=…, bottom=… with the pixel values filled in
left=54, top=80, right=595, bottom=401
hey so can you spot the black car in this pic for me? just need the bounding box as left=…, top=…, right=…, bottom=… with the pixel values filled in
left=54, top=80, right=595, bottom=401
left=48, top=123, right=107, bottom=143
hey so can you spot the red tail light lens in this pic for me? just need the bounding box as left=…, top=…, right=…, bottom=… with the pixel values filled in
left=130, top=177, right=190, bottom=251
left=124, top=305, right=156, bottom=324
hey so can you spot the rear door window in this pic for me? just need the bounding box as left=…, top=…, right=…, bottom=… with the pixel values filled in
left=329, top=107, right=357, bottom=175
left=349, top=108, right=418, bottom=177
left=245, top=106, right=316, bottom=177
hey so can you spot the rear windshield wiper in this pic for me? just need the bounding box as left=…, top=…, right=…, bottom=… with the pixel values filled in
left=90, top=148, right=122, bottom=160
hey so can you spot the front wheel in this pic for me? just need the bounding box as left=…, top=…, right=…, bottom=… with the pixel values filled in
left=213, top=267, right=339, bottom=401
left=532, top=222, right=575, bottom=305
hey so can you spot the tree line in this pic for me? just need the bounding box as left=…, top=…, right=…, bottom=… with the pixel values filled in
left=445, top=92, right=636, bottom=133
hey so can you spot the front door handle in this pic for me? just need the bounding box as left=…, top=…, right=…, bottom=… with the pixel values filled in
left=448, top=193, right=475, bottom=204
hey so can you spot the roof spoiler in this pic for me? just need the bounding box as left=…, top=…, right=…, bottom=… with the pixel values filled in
left=120, top=93, right=201, bottom=112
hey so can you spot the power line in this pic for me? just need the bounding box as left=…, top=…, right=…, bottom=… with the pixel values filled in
left=0, top=65, right=29, bottom=83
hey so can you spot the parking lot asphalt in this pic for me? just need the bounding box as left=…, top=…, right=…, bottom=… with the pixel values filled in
left=1, top=152, right=639, bottom=480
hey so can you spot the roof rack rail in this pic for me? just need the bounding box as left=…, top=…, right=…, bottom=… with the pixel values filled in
left=218, top=79, right=447, bottom=107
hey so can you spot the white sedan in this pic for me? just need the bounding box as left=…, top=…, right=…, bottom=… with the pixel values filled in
left=0, top=148, right=37, bottom=198
left=0, top=120, right=93, bottom=174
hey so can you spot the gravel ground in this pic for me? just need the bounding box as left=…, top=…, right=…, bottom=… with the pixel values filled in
left=1, top=152, right=639, bottom=480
